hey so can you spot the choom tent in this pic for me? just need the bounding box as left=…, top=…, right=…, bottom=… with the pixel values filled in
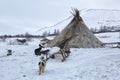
left=47, top=9, right=103, bottom=49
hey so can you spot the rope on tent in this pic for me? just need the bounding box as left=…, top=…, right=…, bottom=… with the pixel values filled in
left=36, top=16, right=72, bottom=32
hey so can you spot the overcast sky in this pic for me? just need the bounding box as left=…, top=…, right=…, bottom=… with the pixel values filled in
left=0, top=0, right=120, bottom=35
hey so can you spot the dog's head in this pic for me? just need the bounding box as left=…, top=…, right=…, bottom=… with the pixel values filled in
left=39, top=44, right=44, bottom=48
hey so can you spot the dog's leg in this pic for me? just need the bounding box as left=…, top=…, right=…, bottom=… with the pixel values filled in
left=46, top=53, right=51, bottom=61
left=46, top=53, right=50, bottom=61
left=39, top=67, right=41, bottom=75
left=42, top=66, right=45, bottom=73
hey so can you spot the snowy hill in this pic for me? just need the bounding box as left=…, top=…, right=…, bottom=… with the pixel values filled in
left=0, top=32, right=120, bottom=80
left=34, top=9, right=120, bottom=35
left=82, top=9, right=120, bottom=29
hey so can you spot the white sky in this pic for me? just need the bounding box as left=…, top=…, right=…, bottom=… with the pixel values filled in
left=0, top=0, right=120, bottom=35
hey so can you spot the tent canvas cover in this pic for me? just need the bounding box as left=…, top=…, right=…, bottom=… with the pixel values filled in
left=47, top=9, right=103, bottom=49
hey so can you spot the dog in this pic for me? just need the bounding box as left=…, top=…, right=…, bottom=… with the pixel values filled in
left=34, top=44, right=44, bottom=55
left=38, top=56, right=46, bottom=75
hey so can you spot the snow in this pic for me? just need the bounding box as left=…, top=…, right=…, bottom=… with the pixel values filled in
left=81, top=9, right=120, bottom=29
left=95, top=32, right=120, bottom=43
left=0, top=32, right=120, bottom=80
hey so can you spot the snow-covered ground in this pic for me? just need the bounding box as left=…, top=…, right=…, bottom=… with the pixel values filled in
left=95, top=32, right=120, bottom=43
left=0, top=32, right=120, bottom=80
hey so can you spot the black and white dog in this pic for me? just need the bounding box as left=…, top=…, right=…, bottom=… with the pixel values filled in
left=38, top=56, right=46, bottom=75
left=35, top=44, right=44, bottom=55
left=34, top=44, right=50, bottom=60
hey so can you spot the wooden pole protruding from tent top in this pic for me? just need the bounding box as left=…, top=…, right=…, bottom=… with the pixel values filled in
left=71, top=9, right=83, bottom=22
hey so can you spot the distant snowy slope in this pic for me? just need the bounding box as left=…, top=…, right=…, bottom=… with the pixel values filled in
left=95, top=32, right=120, bottom=43
left=82, top=9, right=120, bottom=29
left=35, top=9, right=120, bottom=35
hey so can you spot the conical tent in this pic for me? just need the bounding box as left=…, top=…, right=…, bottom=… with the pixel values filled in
left=47, top=9, right=103, bottom=49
